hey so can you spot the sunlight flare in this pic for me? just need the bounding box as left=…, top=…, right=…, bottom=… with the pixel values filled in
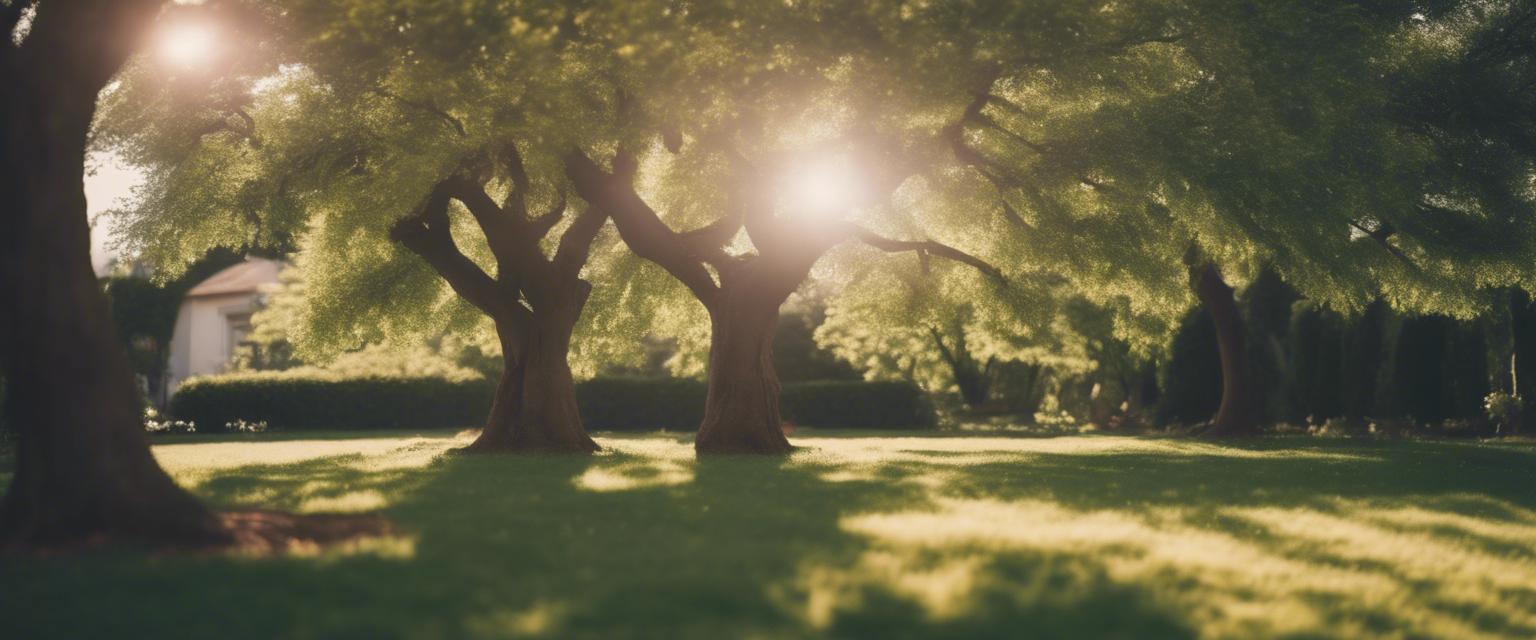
left=157, top=21, right=218, bottom=70
left=783, top=155, right=867, bottom=218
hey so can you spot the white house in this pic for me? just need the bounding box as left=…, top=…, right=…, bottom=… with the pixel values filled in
left=166, top=258, right=282, bottom=391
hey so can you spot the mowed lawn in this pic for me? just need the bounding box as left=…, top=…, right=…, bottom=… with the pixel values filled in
left=3, top=430, right=1535, bottom=639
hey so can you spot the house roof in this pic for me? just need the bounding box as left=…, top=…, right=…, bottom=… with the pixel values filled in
left=185, top=258, right=282, bottom=298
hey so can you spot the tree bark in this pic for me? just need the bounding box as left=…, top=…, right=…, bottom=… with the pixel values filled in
left=567, top=148, right=1004, bottom=455
left=394, top=170, right=604, bottom=455
left=696, top=284, right=793, bottom=455
left=461, top=297, right=599, bottom=454
left=0, top=0, right=230, bottom=549
left=1190, top=262, right=1257, bottom=436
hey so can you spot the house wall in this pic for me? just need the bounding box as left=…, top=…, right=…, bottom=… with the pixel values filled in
left=167, top=292, right=259, bottom=391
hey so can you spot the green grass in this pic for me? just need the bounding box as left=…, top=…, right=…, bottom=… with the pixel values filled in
left=3, top=430, right=1535, bottom=639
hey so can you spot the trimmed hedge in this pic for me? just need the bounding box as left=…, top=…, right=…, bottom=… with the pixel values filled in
left=171, top=374, right=934, bottom=432
left=171, top=374, right=493, bottom=432
left=782, top=380, right=934, bottom=429
left=577, top=377, right=707, bottom=431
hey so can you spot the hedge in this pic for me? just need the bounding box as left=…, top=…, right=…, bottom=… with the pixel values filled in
left=781, top=380, right=934, bottom=429
left=577, top=377, right=706, bottom=431
left=171, top=374, right=494, bottom=432
left=171, top=374, right=934, bottom=432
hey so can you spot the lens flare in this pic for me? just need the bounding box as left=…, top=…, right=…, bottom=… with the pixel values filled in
left=785, top=155, right=865, bottom=218
left=159, top=22, right=218, bottom=69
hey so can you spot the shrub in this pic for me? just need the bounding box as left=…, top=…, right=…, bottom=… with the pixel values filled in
left=171, top=373, right=493, bottom=432
left=577, top=377, right=707, bottom=431
left=170, top=374, right=935, bottom=432
left=781, top=380, right=934, bottom=429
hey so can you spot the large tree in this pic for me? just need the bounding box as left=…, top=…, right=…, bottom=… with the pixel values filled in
left=928, top=1, right=1536, bottom=435
left=0, top=0, right=234, bottom=548
left=567, top=142, right=1005, bottom=454
left=101, top=3, right=630, bottom=453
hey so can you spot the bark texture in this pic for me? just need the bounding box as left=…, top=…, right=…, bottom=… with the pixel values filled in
left=0, top=0, right=234, bottom=549
left=459, top=296, right=598, bottom=454
left=568, top=147, right=1003, bottom=455
left=392, top=151, right=602, bottom=454
left=1190, top=262, right=1257, bottom=436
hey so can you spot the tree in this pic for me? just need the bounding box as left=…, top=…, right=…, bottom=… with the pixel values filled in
left=933, top=1, right=1536, bottom=435
left=812, top=254, right=1089, bottom=415
left=101, top=3, right=633, bottom=453
left=0, top=0, right=229, bottom=548
left=102, top=249, right=249, bottom=405
left=566, top=142, right=1006, bottom=454
left=391, top=157, right=608, bottom=453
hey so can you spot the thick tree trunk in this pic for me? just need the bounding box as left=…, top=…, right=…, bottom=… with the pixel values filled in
left=1190, top=262, right=1257, bottom=436
left=460, top=298, right=598, bottom=454
left=696, top=288, right=793, bottom=455
left=0, top=66, right=228, bottom=548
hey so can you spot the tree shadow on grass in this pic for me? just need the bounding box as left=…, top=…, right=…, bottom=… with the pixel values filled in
left=793, top=436, right=1536, bottom=638
left=2, top=434, right=1534, bottom=638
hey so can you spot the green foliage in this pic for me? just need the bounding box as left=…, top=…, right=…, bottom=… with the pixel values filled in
left=102, top=275, right=182, bottom=379
left=99, top=1, right=1536, bottom=424
left=1156, top=308, right=1221, bottom=426
left=781, top=381, right=934, bottom=430
left=576, top=377, right=706, bottom=432
left=101, top=249, right=249, bottom=402
left=1484, top=390, right=1523, bottom=435
left=816, top=256, right=1092, bottom=405
left=171, top=373, right=492, bottom=432
left=170, top=373, right=935, bottom=432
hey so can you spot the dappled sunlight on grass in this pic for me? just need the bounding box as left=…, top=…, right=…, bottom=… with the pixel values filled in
left=575, top=437, right=696, bottom=492
left=793, top=434, right=1380, bottom=463
left=774, top=435, right=1536, bottom=639
left=464, top=599, right=571, bottom=637
left=258, top=532, right=419, bottom=561
left=153, top=433, right=466, bottom=487
left=167, top=434, right=466, bottom=517
left=5, top=431, right=1533, bottom=638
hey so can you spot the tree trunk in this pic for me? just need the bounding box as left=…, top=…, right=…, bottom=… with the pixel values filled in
left=1190, top=262, right=1257, bottom=436
left=460, top=296, right=598, bottom=454
left=696, top=287, right=793, bottom=455
left=0, top=62, right=228, bottom=549
left=1485, top=289, right=1522, bottom=435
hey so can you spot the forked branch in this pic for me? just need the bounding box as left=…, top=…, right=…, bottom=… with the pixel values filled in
left=389, top=183, right=503, bottom=315
left=565, top=149, right=722, bottom=306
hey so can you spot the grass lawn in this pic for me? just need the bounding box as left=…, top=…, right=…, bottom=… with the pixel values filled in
left=3, top=430, right=1535, bottom=639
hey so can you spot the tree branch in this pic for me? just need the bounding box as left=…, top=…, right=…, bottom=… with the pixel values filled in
left=369, top=88, right=466, bottom=136
left=528, top=189, right=566, bottom=241
left=565, top=149, right=722, bottom=307
left=551, top=205, right=607, bottom=279
left=496, top=141, right=531, bottom=216
left=1349, top=219, right=1418, bottom=270
left=441, top=175, right=525, bottom=267
left=389, top=183, right=503, bottom=315
left=929, top=326, right=960, bottom=368
left=850, top=226, right=1007, bottom=285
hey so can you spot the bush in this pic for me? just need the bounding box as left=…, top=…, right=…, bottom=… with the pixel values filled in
left=781, top=380, right=934, bottom=429
left=577, top=377, right=707, bottom=431
left=171, top=374, right=935, bottom=432
left=171, top=374, right=494, bottom=432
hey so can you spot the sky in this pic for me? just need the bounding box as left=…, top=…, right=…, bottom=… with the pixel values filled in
left=84, top=152, right=144, bottom=275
